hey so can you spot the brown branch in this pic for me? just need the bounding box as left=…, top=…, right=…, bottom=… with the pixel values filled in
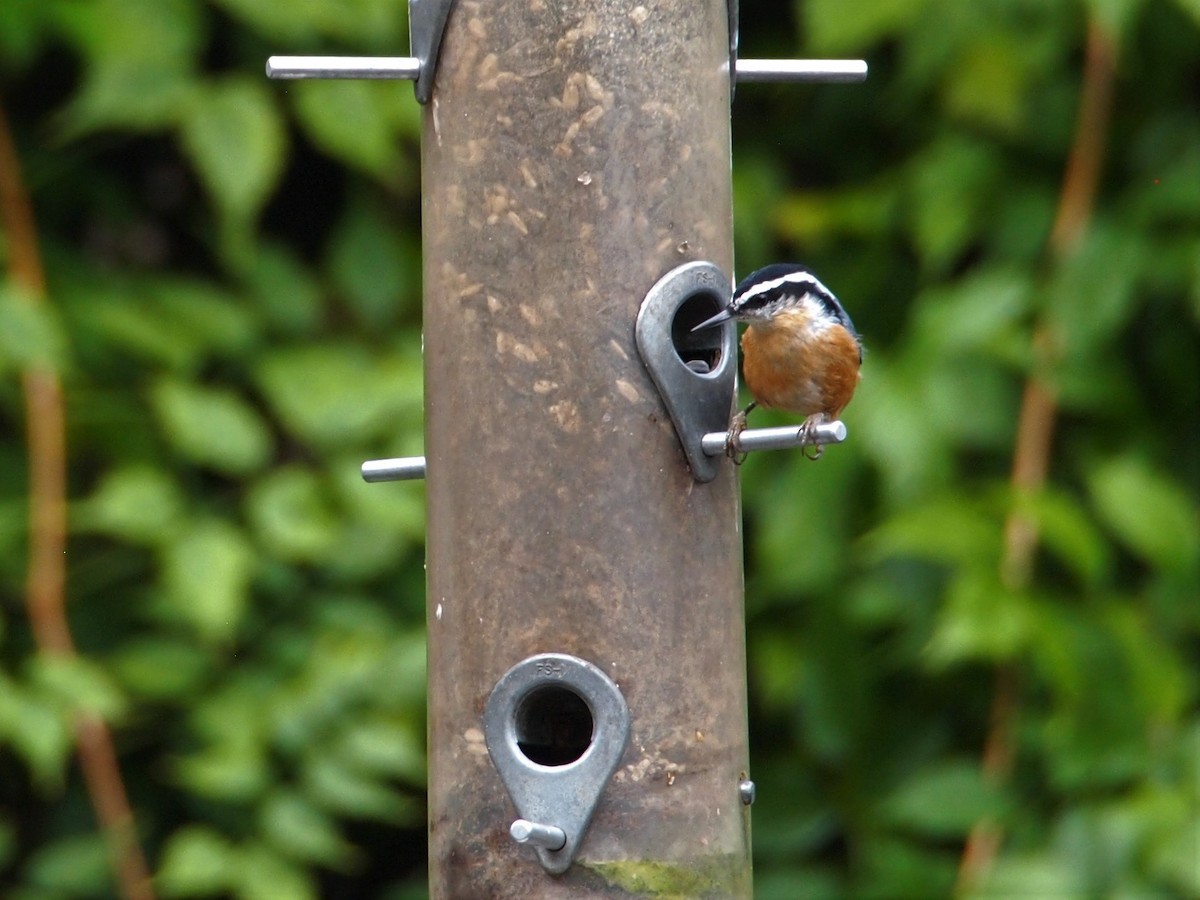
left=0, top=99, right=156, bottom=900
left=956, top=20, right=1117, bottom=894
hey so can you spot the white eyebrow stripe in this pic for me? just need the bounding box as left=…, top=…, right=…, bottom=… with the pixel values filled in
left=734, top=271, right=832, bottom=304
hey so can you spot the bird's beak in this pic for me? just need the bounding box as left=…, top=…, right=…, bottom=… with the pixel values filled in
left=691, top=307, right=734, bottom=332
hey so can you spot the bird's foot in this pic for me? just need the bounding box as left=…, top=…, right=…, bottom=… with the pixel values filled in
left=798, top=414, right=825, bottom=460
left=725, top=411, right=750, bottom=465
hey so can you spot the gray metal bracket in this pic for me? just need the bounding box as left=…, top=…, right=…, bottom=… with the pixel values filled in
left=408, top=0, right=455, bottom=103
left=265, top=0, right=454, bottom=103
left=484, top=654, right=630, bottom=874
left=728, top=0, right=740, bottom=97
left=724, top=0, right=867, bottom=90
left=635, top=261, right=737, bottom=483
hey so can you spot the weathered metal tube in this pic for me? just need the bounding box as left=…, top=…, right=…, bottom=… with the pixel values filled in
left=422, top=0, right=749, bottom=896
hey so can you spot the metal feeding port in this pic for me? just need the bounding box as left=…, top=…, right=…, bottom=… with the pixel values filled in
left=635, top=261, right=738, bottom=483
left=483, top=654, right=630, bottom=874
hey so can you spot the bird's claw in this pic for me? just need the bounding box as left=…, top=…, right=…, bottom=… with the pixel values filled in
left=798, top=416, right=824, bottom=460
left=725, top=411, right=749, bottom=465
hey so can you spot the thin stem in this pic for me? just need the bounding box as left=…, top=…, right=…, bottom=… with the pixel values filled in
left=0, top=98, right=156, bottom=900
left=955, top=20, right=1117, bottom=895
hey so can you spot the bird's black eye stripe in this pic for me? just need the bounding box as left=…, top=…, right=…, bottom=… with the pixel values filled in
left=732, top=271, right=820, bottom=312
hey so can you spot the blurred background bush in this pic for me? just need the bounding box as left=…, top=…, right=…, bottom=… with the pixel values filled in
left=0, top=0, right=1196, bottom=897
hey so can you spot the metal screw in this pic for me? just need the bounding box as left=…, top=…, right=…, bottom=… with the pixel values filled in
left=510, top=819, right=567, bottom=851
left=739, top=779, right=756, bottom=806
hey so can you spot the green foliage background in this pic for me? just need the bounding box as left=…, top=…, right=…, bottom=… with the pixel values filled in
left=0, top=0, right=1197, bottom=897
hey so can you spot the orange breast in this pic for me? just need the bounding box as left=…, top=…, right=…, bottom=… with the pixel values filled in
left=741, top=318, right=861, bottom=418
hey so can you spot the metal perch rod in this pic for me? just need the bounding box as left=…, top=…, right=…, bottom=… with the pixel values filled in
left=362, top=457, right=427, bottom=482
left=360, top=422, right=847, bottom=482
left=731, top=59, right=867, bottom=83
left=267, top=56, right=867, bottom=83
left=266, top=56, right=421, bottom=79
left=700, top=421, right=847, bottom=456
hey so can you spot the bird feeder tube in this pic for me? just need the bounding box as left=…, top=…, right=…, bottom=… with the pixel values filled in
left=420, top=0, right=750, bottom=895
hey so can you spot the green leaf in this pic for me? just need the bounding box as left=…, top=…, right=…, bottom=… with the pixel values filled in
left=0, top=0, right=54, bottom=67
left=246, top=466, right=341, bottom=563
left=323, top=519, right=412, bottom=582
left=212, top=0, right=407, bottom=45
left=72, top=291, right=204, bottom=371
left=753, top=449, right=857, bottom=595
left=1035, top=605, right=1169, bottom=790
left=29, top=655, right=127, bottom=721
left=161, top=520, right=255, bottom=642
left=110, top=638, right=211, bottom=700
left=910, top=267, right=1032, bottom=358
left=55, top=0, right=202, bottom=134
left=256, top=343, right=422, bottom=448
left=334, top=719, right=426, bottom=785
left=1046, top=223, right=1146, bottom=360
left=75, top=465, right=186, bottom=545
left=1088, top=456, right=1200, bottom=572
left=243, top=243, right=324, bottom=336
left=151, top=378, right=274, bottom=475
left=862, top=497, right=1000, bottom=568
left=146, top=279, right=262, bottom=356
left=908, top=135, right=1001, bottom=271
left=173, top=744, right=271, bottom=802
left=755, top=868, right=844, bottom=900
left=1103, top=604, right=1188, bottom=724
left=210, top=0, right=329, bottom=41
left=851, top=356, right=956, bottom=502
left=1172, top=0, right=1200, bottom=26
left=260, top=791, right=356, bottom=866
left=967, top=853, right=1084, bottom=899
left=773, top=182, right=899, bottom=245
left=157, top=826, right=237, bottom=897
left=179, top=77, right=287, bottom=256
left=942, top=37, right=1028, bottom=133
left=1016, top=488, right=1111, bottom=588
left=749, top=630, right=807, bottom=713
left=292, top=80, right=399, bottom=177
left=327, top=195, right=412, bottom=326
left=803, top=0, right=934, bottom=53
left=1146, top=780, right=1200, bottom=895
left=24, top=833, right=111, bottom=894
left=233, top=844, right=317, bottom=900
left=213, top=0, right=408, bottom=44
left=919, top=359, right=1018, bottom=448
left=925, top=571, right=1035, bottom=666
left=0, top=674, right=72, bottom=789
left=0, top=818, right=15, bottom=869
left=302, top=757, right=417, bottom=822
left=69, top=277, right=259, bottom=371
left=882, top=760, right=1003, bottom=837
left=0, top=284, right=68, bottom=373
left=1085, top=0, right=1147, bottom=40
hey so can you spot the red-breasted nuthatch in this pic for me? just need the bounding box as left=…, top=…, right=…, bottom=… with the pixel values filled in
left=693, top=263, right=862, bottom=460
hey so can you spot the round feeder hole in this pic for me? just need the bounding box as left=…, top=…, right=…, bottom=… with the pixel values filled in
left=670, top=290, right=726, bottom=374
left=514, top=684, right=594, bottom=767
